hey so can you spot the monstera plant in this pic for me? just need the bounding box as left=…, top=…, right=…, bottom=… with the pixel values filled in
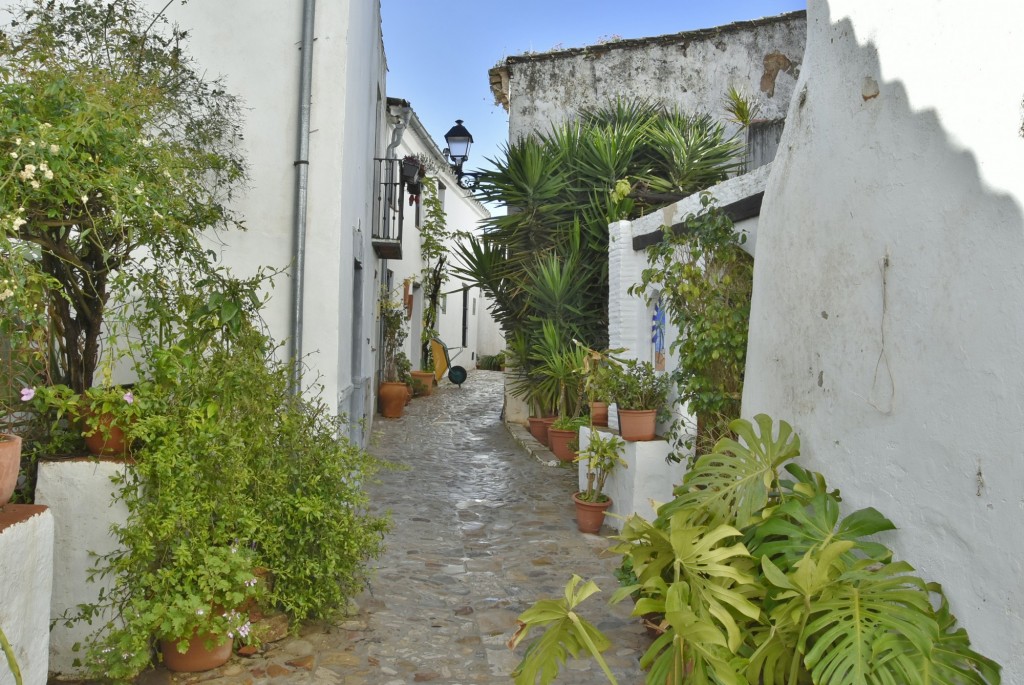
left=510, top=415, right=1002, bottom=685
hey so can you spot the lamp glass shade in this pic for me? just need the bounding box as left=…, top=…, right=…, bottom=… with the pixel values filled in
left=444, top=120, right=473, bottom=164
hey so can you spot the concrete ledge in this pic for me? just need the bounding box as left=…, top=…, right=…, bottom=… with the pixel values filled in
left=505, top=422, right=566, bottom=468
left=35, top=459, right=129, bottom=677
left=0, top=504, right=54, bottom=685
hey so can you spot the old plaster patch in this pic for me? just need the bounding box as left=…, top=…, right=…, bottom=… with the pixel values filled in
left=760, top=51, right=797, bottom=97
left=862, top=76, right=880, bottom=101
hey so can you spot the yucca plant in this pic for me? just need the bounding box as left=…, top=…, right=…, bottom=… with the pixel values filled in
left=510, top=415, right=1002, bottom=685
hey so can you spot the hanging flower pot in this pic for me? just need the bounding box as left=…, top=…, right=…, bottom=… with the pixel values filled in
left=160, top=632, right=232, bottom=672
left=0, top=433, right=22, bottom=504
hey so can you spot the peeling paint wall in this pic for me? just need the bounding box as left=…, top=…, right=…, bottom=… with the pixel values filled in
left=498, top=12, right=806, bottom=142
left=745, top=0, right=1024, bottom=677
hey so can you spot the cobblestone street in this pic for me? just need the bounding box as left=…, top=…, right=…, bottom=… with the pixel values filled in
left=130, top=369, right=646, bottom=685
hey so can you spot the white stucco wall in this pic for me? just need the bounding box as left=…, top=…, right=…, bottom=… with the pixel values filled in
left=607, top=169, right=766, bottom=443
left=147, top=1, right=386, bottom=440
left=35, top=460, right=128, bottom=677
left=0, top=505, right=53, bottom=685
left=744, top=1, right=1024, bottom=677
left=497, top=12, right=805, bottom=143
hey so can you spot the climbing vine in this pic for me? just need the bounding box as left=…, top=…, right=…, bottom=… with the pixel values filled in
left=418, top=175, right=449, bottom=368
left=629, top=193, right=753, bottom=457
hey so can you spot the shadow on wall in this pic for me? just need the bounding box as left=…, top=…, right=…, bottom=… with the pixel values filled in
left=745, top=1, right=1024, bottom=678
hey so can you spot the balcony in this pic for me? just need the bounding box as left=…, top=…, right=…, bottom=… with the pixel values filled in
left=372, top=157, right=404, bottom=259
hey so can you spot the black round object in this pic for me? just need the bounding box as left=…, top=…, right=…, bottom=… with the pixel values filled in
left=448, top=365, right=467, bottom=386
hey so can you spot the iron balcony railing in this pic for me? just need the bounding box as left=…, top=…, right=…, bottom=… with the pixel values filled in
left=372, top=157, right=404, bottom=259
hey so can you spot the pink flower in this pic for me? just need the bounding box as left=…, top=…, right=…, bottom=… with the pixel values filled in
left=20, top=387, right=35, bottom=402
left=123, top=391, right=134, bottom=404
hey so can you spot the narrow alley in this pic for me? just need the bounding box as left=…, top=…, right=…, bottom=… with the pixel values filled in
left=137, top=370, right=646, bottom=685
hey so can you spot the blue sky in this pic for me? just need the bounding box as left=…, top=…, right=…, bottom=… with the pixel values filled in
left=381, top=1, right=806, bottom=176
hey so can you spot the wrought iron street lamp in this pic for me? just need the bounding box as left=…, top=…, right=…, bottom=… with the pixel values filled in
left=443, top=119, right=478, bottom=189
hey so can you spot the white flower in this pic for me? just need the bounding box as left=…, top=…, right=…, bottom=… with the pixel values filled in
left=12, top=217, right=26, bottom=230
left=18, top=164, right=36, bottom=180
left=133, top=184, right=144, bottom=195
left=9, top=152, right=17, bottom=158
left=81, top=195, right=89, bottom=204
left=195, top=608, right=204, bottom=616
left=29, top=180, right=40, bottom=189
left=14, top=137, right=21, bottom=145
left=28, top=141, right=35, bottom=147
left=49, top=144, right=59, bottom=154
left=43, top=169, right=53, bottom=180
left=0, top=289, right=13, bottom=301
left=40, top=123, right=52, bottom=128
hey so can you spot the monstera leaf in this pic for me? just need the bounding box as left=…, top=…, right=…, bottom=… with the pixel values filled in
left=913, top=584, right=1001, bottom=685
left=801, top=559, right=939, bottom=684
left=661, top=414, right=800, bottom=528
left=748, top=486, right=896, bottom=572
left=509, top=575, right=619, bottom=685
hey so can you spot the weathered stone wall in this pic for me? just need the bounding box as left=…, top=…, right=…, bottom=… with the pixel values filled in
left=492, top=12, right=806, bottom=142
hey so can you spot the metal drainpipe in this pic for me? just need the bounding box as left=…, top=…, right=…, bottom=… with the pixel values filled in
left=290, top=0, right=316, bottom=392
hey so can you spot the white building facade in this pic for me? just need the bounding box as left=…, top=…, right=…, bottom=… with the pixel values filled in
left=146, top=0, right=388, bottom=443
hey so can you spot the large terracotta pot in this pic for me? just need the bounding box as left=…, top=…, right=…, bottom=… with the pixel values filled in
left=527, top=417, right=548, bottom=443
left=618, top=409, right=657, bottom=441
left=160, top=632, right=232, bottom=672
left=590, top=401, right=609, bottom=427
left=81, top=410, right=129, bottom=457
left=540, top=416, right=557, bottom=447
left=547, top=428, right=578, bottom=462
left=411, top=371, right=434, bottom=397
left=0, top=433, right=22, bottom=504
left=379, top=382, right=408, bottom=418
left=572, top=492, right=612, bottom=534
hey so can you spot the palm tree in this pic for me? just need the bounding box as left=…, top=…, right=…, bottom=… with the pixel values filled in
left=453, top=98, right=743, bottom=408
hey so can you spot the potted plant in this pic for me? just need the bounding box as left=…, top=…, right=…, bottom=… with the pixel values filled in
left=581, top=348, right=622, bottom=428
left=572, top=430, right=625, bottom=533
left=548, top=415, right=588, bottom=463
left=411, top=362, right=435, bottom=397
left=395, top=351, right=414, bottom=404
left=610, top=360, right=670, bottom=441
left=21, top=382, right=142, bottom=457
left=378, top=289, right=409, bottom=418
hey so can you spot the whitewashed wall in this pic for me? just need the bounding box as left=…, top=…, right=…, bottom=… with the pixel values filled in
left=608, top=168, right=767, bottom=444
left=0, top=505, right=53, bottom=685
left=148, top=1, right=386, bottom=440
left=494, top=12, right=805, bottom=143
left=745, top=1, right=1024, bottom=678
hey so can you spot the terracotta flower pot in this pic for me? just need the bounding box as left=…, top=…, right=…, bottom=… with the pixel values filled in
left=0, top=433, right=22, bottom=504
left=547, top=428, right=578, bottom=462
left=572, top=492, right=612, bottom=534
left=527, top=417, right=548, bottom=443
left=590, top=401, right=609, bottom=427
left=160, top=632, right=232, bottom=672
left=411, top=371, right=434, bottom=397
left=618, top=409, right=657, bottom=441
left=378, top=382, right=408, bottom=418
left=81, top=410, right=130, bottom=457
left=540, top=416, right=557, bottom=447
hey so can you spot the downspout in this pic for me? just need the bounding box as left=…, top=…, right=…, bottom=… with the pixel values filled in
left=291, top=0, right=316, bottom=391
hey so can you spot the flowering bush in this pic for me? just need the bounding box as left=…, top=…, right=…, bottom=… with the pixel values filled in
left=21, top=382, right=143, bottom=454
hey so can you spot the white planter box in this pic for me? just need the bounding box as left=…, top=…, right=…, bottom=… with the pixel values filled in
left=577, top=427, right=686, bottom=531
left=0, top=504, right=54, bottom=685
left=35, top=459, right=129, bottom=678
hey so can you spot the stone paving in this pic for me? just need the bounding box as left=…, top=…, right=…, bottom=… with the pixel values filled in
left=106, top=369, right=647, bottom=685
